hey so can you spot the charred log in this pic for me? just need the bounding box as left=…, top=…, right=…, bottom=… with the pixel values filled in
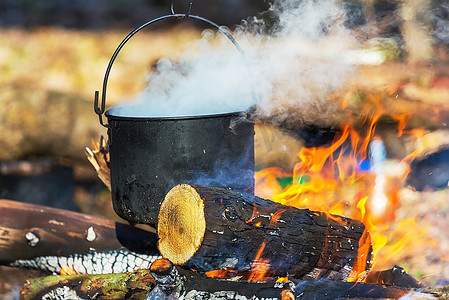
left=150, top=259, right=431, bottom=300
left=365, top=265, right=422, bottom=288
left=148, top=258, right=295, bottom=300
left=0, top=199, right=160, bottom=274
left=291, top=278, right=428, bottom=300
left=21, top=259, right=437, bottom=300
left=406, top=147, right=449, bottom=191
left=157, top=184, right=373, bottom=281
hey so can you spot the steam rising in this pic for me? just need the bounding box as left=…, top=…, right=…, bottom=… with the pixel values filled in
left=109, top=0, right=357, bottom=125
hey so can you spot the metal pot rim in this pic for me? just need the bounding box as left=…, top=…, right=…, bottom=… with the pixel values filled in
left=105, top=108, right=254, bottom=122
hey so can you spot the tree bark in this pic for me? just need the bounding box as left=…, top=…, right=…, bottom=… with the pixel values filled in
left=157, top=184, right=373, bottom=281
left=20, top=270, right=154, bottom=300
left=0, top=199, right=160, bottom=274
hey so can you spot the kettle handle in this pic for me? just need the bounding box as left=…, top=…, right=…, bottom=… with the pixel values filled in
left=94, top=6, right=244, bottom=128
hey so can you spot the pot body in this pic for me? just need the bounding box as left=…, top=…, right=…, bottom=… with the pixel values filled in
left=106, top=111, right=255, bottom=225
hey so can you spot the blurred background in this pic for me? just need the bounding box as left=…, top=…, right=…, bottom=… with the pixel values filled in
left=1, top=0, right=449, bottom=298
left=0, top=0, right=269, bottom=29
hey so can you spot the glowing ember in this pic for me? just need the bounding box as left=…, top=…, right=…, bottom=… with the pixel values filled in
left=269, top=209, right=287, bottom=226
left=60, top=266, right=78, bottom=276
left=204, top=269, right=236, bottom=279
left=205, top=241, right=271, bottom=282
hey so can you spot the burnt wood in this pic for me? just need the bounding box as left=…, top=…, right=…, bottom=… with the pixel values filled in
left=0, top=199, right=160, bottom=274
left=21, top=259, right=434, bottom=300
left=364, top=265, right=422, bottom=288
left=291, top=278, right=420, bottom=299
left=157, top=184, right=373, bottom=281
left=148, top=258, right=296, bottom=300
left=150, top=259, right=428, bottom=300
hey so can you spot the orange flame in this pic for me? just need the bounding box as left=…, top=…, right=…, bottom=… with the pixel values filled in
left=255, top=89, right=438, bottom=281
left=245, top=204, right=259, bottom=224
left=269, top=209, right=287, bottom=226
left=205, top=241, right=271, bottom=282
left=204, top=269, right=236, bottom=279
left=60, top=266, right=78, bottom=275
left=247, top=241, right=269, bottom=282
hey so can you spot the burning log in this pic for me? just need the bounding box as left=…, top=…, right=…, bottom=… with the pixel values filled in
left=0, top=199, right=160, bottom=274
left=21, top=258, right=437, bottom=300
left=157, top=184, right=373, bottom=281
left=148, top=258, right=295, bottom=299
left=149, top=259, right=433, bottom=300
left=19, top=258, right=295, bottom=300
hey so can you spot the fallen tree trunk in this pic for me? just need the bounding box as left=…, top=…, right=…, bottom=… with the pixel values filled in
left=0, top=199, right=160, bottom=274
left=0, top=86, right=104, bottom=162
left=157, top=184, right=373, bottom=281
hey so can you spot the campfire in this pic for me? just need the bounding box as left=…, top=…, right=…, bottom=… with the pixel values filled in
left=1, top=0, right=449, bottom=299
left=254, top=91, right=437, bottom=282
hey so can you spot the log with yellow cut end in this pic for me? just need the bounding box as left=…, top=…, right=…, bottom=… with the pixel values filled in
left=157, top=183, right=372, bottom=281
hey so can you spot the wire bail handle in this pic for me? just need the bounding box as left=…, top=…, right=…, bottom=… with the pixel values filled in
left=94, top=1, right=243, bottom=128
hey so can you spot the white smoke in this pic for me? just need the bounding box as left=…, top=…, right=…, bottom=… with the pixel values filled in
left=109, top=0, right=358, bottom=125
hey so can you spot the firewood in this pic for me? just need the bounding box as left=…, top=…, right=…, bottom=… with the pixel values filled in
left=290, top=278, right=433, bottom=300
left=157, top=184, right=373, bottom=281
left=85, top=136, right=111, bottom=190
left=20, top=259, right=295, bottom=300
left=149, top=258, right=431, bottom=300
left=20, top=270, right=154, bottom=300
left=365, top=265, right=422, bottom=288
left=0, top=199, right=160, bottom=274
left=148, top=258, right=296, bottom=300
left=21, top=258, right=437, bottom=300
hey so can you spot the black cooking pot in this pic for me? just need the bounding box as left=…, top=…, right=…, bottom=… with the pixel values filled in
left=94, top=11, right=255, bottom=225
